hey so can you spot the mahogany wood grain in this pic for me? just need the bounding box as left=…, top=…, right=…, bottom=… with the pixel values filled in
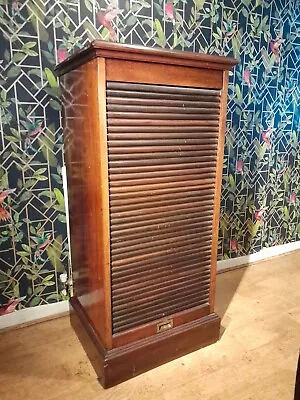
left=106, top=60, right=222, bottom=89
left=70, top=295, right=220, bottom=387
left=112, top=303, right=211, bottom=347
left=60, top=58, right=112, bottom=349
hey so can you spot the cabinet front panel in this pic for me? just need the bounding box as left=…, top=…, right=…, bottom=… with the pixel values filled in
left=106, top=81, right=221, bottom=334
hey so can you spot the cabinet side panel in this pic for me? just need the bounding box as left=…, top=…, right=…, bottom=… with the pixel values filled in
left=60, top=58, right=112, bottom=348
left=209, top=70, right=229, bottom=311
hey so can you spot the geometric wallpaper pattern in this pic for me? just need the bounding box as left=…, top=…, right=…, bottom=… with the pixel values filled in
left=0, top=0, right=299, bottom=311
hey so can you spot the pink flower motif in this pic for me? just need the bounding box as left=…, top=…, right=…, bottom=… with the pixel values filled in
left=12, top=0, right=19, bottom=11
left=0, top=206, right=10, bottom=221
left=165, top=1, right=175, bottom=25
left=290, top=193, right=296, bottom=204
left=255, top=209, right=264, bottom=224
left=237, top=159, right=243, bottom=175
left=230, top=239, right=238, bottom=252
left=261, top=127, right=275, bottom=149
left=0, top=297, right=25, bottom=316
left=57, top=48, right=67, bottom=63
left=244, top=69, right=251, bottom=87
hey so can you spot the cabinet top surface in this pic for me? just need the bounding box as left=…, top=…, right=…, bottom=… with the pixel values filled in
left=55, top=40, right=237, bottom=76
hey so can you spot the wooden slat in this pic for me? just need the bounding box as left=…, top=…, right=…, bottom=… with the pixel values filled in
left=111, top=223, right=213, bottom=249
left=106, top=89, right=220, bottom=102
left=109, top=156, right=217, bottom=168
left=111, top=194, right=214, bottom=212
left=108, top=126, right=220, bottom=133
left=111, top=249, right=212, bottom=277
left=107, top=104, right=219, bottom=113
left=109, top=145, right=218, bottom=153
left=108, top=112, right=218, bottom=120
left=113, top=266, right=211, bottom=293
left=112, top=297, right=208, bottom=333
left=112, top=259, right=211, bottom=286
left=113, top=282, right=211, bottom=309
left=111, top=205, right=213, bottom=225
left=113, top=287, right=210, bottom=314
left=108, top=138, right=219, bottom=146
left=107, top=96, right=220, bottom=107
left=111, top=241, right=212, bottom=268
left=106, top=81, right=221, bottom=96
left=108, top=119, right=219, bottom=126
left=110, top=210, right=214, bottom=233
left=108, top=132, right=218, bottom=140
left=110, top=188, right=215, bottom=206
left=111, top=232, right=213, bottom=258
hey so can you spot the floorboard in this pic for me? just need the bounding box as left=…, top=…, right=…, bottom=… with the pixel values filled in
left=0, top=251, right=299, bottom=400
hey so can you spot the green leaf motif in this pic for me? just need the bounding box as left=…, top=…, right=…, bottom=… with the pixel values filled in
left=46, top=235, right=65, bottom=273
left=12, top=53, right=25, bottom=63
left=45, top=67, right=58, bottom=89
left=154, top=19, right=166, bottom=48
left=247, top=220, right=260, bottom=237
left=228, top=174, right=236, bottom=192
left=235, top=83, right=243, bottom=104
left=0, top=170, right=9, bottom=188
left=4, top=49, right=10, bottom=62
left=83, top=21, right=101, bottom=40
left=101, top=27, right=110, bottom=41
left=195, top=0, right=205, bottom=10
left=7, top=66, right=21, bottom=78
left=34, top=168, right=47, bottom=176
left=5, top=135, right=20, bottom=143
left=54, top=188, right=65, bottom=211
left=126, top=15, right=138, bottom=26
left=22, top=244, right=31, bottom=253
left=43, top=280, right=56, bottom=286
left=29, top=296, right=41, bottom=307
left=38, top=136, right=58, bottom=168
left=232, top=29, right=242, bottom=60
left=57, top=214, right=67, bottom=223
left=49, top=99, right=61, bottom=111
left=84, top=0, right=93, bottom=12
left=22, top=41, right=36, bottom=49
left=28, top=5, right=49, bottom=43
left=19, top=191, right=32, bottom=203
left=139, top=0, right=151, bottom=7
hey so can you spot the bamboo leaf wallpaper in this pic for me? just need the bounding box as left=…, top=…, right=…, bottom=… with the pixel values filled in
left=0, top=0, right=299, bottom=312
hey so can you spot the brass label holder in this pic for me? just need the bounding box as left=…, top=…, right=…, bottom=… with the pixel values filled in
left=156, top=318, right=173, bottom=333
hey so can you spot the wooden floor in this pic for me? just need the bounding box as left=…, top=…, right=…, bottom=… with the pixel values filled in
left=1, top=251, right=299, bottom=400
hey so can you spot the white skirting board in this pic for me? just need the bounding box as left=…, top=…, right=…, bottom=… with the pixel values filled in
left=0, top=300, right=69, bottom=331
left=217, top=241, right=300, bottom=272
left=0, top=240, right=299, bottom=331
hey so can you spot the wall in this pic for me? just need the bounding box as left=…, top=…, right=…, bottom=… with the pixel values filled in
left=0, top=0, right=299, bottom=312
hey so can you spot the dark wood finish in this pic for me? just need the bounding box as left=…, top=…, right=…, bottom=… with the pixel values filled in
left=106, top=59, right=223, bottom=89
left=55, top=41, right=237, bottom=77
left=58, top=41, right=237, bottom=388
left=106, top=77, right=220, bottom=333
left=70, top=296, right=220, bottom=388
left=295, top=352, right=300, bottom=400
left=60, top=59, right=112, bottom=349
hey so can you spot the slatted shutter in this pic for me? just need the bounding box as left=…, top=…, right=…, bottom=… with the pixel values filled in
left=106, top=81, right=221, bottom=334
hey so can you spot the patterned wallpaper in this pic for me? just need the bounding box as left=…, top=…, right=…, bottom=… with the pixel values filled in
left=0, top=0, right=299, bottom=313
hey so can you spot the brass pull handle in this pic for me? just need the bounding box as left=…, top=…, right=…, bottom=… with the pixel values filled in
left=156, top=318, right=173, bottom=333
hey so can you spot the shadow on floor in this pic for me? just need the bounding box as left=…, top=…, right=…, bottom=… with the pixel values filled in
left=215, top=262, right=249, bottom=338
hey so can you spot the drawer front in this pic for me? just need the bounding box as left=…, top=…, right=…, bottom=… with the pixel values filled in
left=106, top=81, right=221, bottom=334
